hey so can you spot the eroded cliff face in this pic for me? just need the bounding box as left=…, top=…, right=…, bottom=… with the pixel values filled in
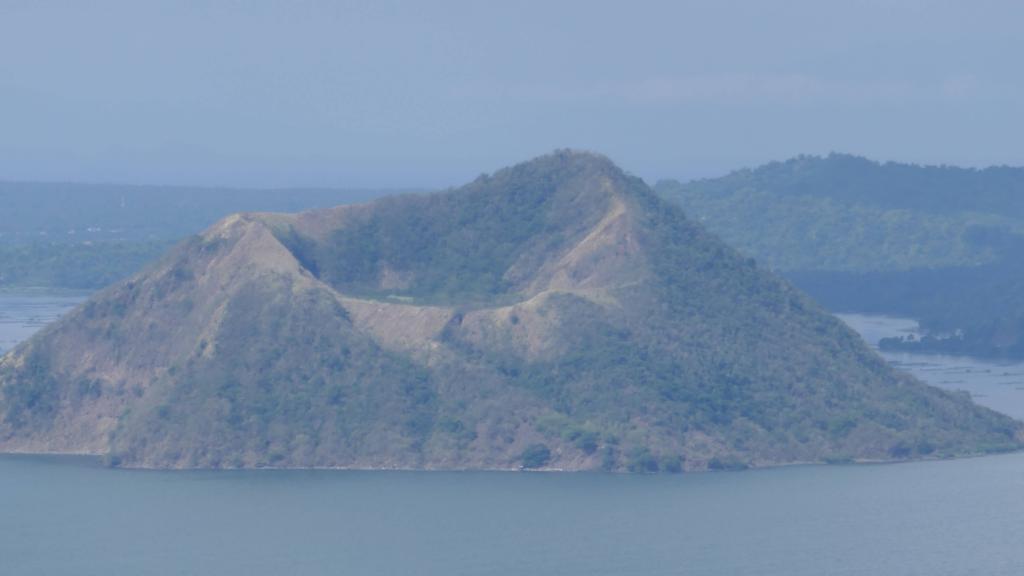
left=1, top=151, right=1020, bottom=471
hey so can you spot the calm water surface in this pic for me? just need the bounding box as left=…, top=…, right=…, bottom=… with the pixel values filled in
left=4, top=453, right=1024, bottom=576
left=3, top=295, right=1024, bottom=575
left=839, top=313, right=1024, bottom=420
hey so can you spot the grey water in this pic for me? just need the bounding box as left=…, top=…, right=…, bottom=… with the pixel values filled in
left=838, top=313, right=1024, bottom=420
left=3, top=295, right=1024, bottom=576
left=4, top=452, right=1024, bottom=576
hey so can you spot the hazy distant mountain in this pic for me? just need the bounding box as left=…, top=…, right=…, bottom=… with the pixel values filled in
left=657, top=154, right=1024, bottom=358
left=1, top=151, right=1017, bottom=471
left=657, top=154, right=1024, bottom=273
left=0, top=182, right=404, bottom=243
left=0, top=183, right=403, bottom=290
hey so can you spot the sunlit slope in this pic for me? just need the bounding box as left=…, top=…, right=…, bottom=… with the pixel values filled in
left=2, top=151, right=1019, bottom=470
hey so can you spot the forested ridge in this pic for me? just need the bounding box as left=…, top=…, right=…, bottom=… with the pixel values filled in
left=2, top=152, right=1017, bottom=471
left=658, top=154, right=1024, bottom=358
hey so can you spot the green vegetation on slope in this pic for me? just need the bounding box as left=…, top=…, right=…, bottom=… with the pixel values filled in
left=2, top=151, right=1018, bottom=471
left=656, top=154, right=1024, bottom=272
left=657, top=153, right=1024, bottom=358
left=281, top=153, right=619, bottom=305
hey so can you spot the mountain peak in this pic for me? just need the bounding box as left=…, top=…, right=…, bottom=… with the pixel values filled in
left=517, top=148, right=620, bottom=171
left=473, top=148, right=626, bottom=187
left=482, top=149, right=636, bottom=195
left=2, top=152, right=1019, bottom=471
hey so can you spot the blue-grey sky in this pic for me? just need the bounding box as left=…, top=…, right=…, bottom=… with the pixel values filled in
left=1, top=0, right=1022, bottom=188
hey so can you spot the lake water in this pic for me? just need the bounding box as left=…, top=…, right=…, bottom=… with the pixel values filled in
left=3, top=295, right=1024, bottom=576
left=4, top=452, right=1024, bottom=576
left=838, top=313, right=1024, bottom=420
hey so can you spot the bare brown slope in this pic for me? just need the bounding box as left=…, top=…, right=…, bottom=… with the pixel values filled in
left=1, top=151, right=1020, bottom=470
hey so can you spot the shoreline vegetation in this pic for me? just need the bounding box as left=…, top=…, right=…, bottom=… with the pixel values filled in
left=2, top=151, right=1018, bottom=472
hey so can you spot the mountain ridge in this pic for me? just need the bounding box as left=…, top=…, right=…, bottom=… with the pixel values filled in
left=2, top=151, right=1020, bottom=471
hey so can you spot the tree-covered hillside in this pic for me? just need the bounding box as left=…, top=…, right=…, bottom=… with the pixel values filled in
left=657, top=154, right=1024, bottom=358
left=2, top=151, right=1018, bottom=471
left=656, top=154, right=1024, bottom=273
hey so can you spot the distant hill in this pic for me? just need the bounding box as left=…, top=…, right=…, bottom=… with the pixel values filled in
left=657, top=154, right=1024, bottom=358
left=1, top=151, right=1017, bottom=471
left=0, top=182, right=403, bottom=243
left=656, top=154, right=1024, bottom=272
left=0, top=183, right=404, bottom=289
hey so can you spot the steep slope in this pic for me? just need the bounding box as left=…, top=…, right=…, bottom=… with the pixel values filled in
left=1, top=151, right=1020, bottom=471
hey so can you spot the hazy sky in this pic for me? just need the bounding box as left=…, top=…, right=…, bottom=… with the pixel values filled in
left=1, top=0, right=1022, bottom=188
